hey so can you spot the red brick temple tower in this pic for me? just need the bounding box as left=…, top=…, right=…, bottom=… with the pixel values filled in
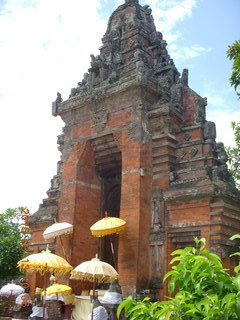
left=30, top=0, right=240, bottom=297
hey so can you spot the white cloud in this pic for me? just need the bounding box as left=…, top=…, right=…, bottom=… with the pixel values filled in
left=170, top=45, right=211, bottom=61
left=146, top=0, right=196, bottom=43
left=0, top=0, right=107, bottom=213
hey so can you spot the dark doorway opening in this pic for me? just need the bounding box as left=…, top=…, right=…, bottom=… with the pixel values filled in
left=91, top=134, right=122, bottom=268
left=101, top=176, right=121, bottom=267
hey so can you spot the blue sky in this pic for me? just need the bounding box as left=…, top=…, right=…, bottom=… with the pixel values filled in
left=0, top=0, right=239, bottom=213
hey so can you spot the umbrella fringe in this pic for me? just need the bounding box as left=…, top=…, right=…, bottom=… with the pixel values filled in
left=18, top=264, right=72, bottom=276
left=70, top=272, right=118, bottom=283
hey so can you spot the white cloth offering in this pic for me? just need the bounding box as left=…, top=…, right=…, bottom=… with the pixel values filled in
left=87, top=306, right=108, bottom=320
left=29, top=306, right=48, bottom=319
left=102, top=291, right=122, bottom=304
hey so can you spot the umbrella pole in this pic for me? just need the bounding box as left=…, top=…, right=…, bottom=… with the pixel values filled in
left=42, top=272, right=47, bottom=320
left=91, top=277, right=96, bottom=320
left=109, top=235, right=117, bottom=271
left=8, top=291, right=12, bottom=317
left=56, top=292, right=60, bottom=320
left=59, top=235, right=68, bottom=261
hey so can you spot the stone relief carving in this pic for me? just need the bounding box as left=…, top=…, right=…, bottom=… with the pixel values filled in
left=151, top=186, right=163, bottom=228
left=134, top=49, right=146, bottom=73
left=158, top=114, right=172, bottom=134
left=91, top=103, right=109, bottom=133
left=128, top=103, right=152, bottom=144
left=149, top=186, right=164, bottom=289
left=170, top=80, right=183, bottom=111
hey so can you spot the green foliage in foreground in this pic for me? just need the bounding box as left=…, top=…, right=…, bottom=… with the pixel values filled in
left=226, top=121, right=240, bottom=189
left=117, top=237, right=240, bottom=319
left=0, top=208, right=24, bottom=276
left=227, top=40, right=240, bottom=98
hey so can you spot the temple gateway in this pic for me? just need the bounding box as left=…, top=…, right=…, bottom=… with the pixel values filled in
left=29, top=0, right=240, bottom=298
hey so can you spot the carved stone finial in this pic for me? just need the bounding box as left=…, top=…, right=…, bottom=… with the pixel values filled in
left=56, top=92, right=62, bottom=104
left=125, top=0, right=139, bottom=4
left=52, top=92, right=62, bottom=117
left=216, top=142, right=228, bottom=164
left=181, top=69, right=188, bottom=86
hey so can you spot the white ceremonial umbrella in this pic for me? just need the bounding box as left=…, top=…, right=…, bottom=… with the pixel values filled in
left=0, top=283, right=24, bottom=297
left=43, top=222, right=73, bottom=240
left=43, top=222, right=73, bottom=261
left=71, top=255, right=118, bottom=320
left=70, top=255, right=118, bottom=296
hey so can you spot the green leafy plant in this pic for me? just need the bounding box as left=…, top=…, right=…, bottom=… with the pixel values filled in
left=117, top=296, right=162, bottom=319
left=0, top=208, right=25, bottom=276
left=226, top=121, right=240, bottom=189
left=230, top=234, right=240, bottom=273
left=156, top=238, right=239, bottom=319
left=117, top=237, right=240, bottom=319
left=227, top=40, right=240, bottom=98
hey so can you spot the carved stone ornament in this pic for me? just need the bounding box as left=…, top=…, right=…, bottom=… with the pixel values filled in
left=216, top=142, right=228, bottom=163
left=195, top=96, right=207, bottom=123
left=151, top=186, right=163, bottom=228
left=189, top=147, right=198, bottom=158
left=91, top=106, right=109, bottom=133
left=184, top=132, right=191, bottom=141
left=128, top=103, right=152, bottom=144
left=158, top=114, right=172, bottom=135
left=52, top=92, right=62, bottom=117
left=177, top=149, right=186, bottom=159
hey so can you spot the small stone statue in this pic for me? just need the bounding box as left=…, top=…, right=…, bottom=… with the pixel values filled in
left=56, top=92, right=62, bottom=104
left=52, top=92, right=62, bottom=117
left=216, top=142, right=228, bottom=163
left=181, top=69, right=188, bottom=86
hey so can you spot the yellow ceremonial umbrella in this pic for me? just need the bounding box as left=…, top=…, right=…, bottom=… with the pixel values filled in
left=43, top=283, right=73, bottom=320
left=90, top=212, right=126, bottom=269
left=18, top=248, right=72, bottom=275
left=46, top=283, right=72, bottom=295
left=18, top=247, right=72, bottom=320
left=90, top=213, right=126, bottom=237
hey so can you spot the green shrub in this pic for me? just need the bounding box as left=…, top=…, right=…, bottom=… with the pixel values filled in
left=117, top=237, right=240, bottom=319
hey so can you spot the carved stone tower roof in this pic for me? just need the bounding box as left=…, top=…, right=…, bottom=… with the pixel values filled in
left=56, top=0, right=185, bottom=114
